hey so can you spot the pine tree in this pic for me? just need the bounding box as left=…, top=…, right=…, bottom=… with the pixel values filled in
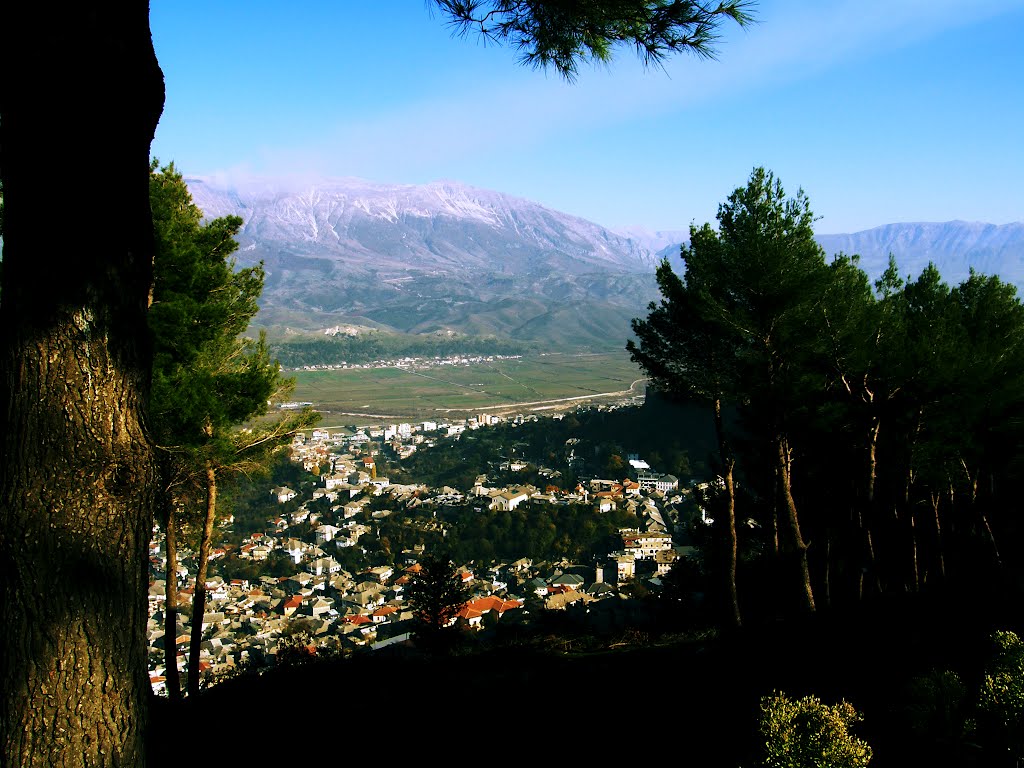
left=406, top=553, right=473, bottom=654
left=148, top=161, right=318, bottom=698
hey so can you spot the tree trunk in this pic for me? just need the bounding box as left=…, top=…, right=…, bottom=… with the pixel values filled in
left=162, top=501, right=182, bottom=703
left=965, top=459, right=1002, bottom=570
left=823, top=530, right=832, bottom=609
left=862, top=416, right=882, bottom=595
left=713, top=396, right=741, bottom=629
left=187, top=463, right=218, bottom=697
left=931, top=490, right=946, bottom=584
left=0, top=5, right=164, bottom=765
left=776, top=436, right=816, bottom=612
left=909, top=510, right=920, bottom=592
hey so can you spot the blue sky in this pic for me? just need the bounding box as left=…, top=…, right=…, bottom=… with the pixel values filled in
left=150, top=0, right=1024, bottom=235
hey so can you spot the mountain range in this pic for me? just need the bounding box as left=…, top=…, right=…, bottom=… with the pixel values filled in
left=186, top=175, right=1024, bottom=353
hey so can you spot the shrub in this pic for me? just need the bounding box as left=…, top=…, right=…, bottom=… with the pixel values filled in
left=758, top=690, right=873, bottom=768
left=978, top=629, right=1024, bottom=760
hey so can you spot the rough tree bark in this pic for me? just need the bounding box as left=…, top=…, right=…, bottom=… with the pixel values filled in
left=0, top=4, right=164, bottom=765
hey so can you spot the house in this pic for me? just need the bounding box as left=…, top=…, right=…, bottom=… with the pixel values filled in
left=282, top=538, right=307, bottom=565
left=271, top=486, right=297, bottom=503
left=544, top=588, right=588, bottom=611
left=315, top=524, right=341, bottom=544
left=363, top=565, right=394, bottom=584
left=457, top=595, right=524, bottom=629
left=653, top=548, right=677, bottom=575
left=298, top=596, right=335, bottom=618
left=489, top=488, right=530, bottom=512
left=526, top=577, right=549, bottom=597
left=637, top=472, right=680, bottom=493
left=342, top=500, right=367, bottom=519
left=607, top=554, right=635, bottom=583
left=309, top=557, right=342, bottom=576
left=371, top=605, right=399, bottom=624
left=549, top=572, right=586, bottom=591
left=621, top=529, right=674, bottom=559
left=281, top=572, right=315, bottom=595
left=278, top=594, right=303, bottom=616
left=508, top=557, right=533, bottom=573
left=344, top=588, right=386, bottom=611
left=324, top=473, right=350, bottom=490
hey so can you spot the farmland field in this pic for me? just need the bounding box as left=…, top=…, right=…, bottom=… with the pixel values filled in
left=288, top=351, right=647, bottom=424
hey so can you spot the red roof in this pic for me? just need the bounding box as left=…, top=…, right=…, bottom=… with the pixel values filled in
left=458, top=595, right=523, bottom=618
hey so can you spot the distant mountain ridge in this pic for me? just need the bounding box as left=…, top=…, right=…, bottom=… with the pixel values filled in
left=815, top=221, right=1024, bottom=289
left=185, top=176, right=1024, bottom=352
left=620, top=221, right=1024, bottom=292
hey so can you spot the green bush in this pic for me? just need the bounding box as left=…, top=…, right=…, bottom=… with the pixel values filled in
left=978, top=629, right=1024, bottom=760
left=758, top=690, right=873, bottom=768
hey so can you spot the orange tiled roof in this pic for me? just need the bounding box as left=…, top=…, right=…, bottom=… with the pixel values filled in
left=459, top=595, right=524, bottom=618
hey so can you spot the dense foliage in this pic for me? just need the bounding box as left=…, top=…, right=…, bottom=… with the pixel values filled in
left=758, top=692, right=873, bottom=768
left=629, top=167, right=1024, bottom=626
left=978, top=629, right=1024, bottom=760
left=149, top=161, right=318, bottom=697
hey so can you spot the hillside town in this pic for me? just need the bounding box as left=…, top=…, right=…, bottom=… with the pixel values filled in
left=146, top=412, right=704, bottom=695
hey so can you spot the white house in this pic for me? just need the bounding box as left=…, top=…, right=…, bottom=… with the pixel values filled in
left=621, top=529, right=674, bottom=559
left=315, top=524, right=342, bottom=544
left=271, top=486, right=297, bottom=504
left=324, top=473, right=350, bottom=490
left=489, top=488, right=530, bottom=512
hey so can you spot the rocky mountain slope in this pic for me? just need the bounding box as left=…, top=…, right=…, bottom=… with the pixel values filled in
left=187, top=176, right=1024, bottom=351
left=187, top=176, right=659, bottom=350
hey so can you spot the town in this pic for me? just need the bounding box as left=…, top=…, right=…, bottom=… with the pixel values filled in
left=146, top=407, right=703, bottom=695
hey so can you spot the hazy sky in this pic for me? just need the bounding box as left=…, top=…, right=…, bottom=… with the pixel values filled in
left=150, top=0, right=1024, bottom=235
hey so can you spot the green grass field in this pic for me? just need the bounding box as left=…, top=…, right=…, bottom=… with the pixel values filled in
left=289, top=351, right=648, bottom=423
